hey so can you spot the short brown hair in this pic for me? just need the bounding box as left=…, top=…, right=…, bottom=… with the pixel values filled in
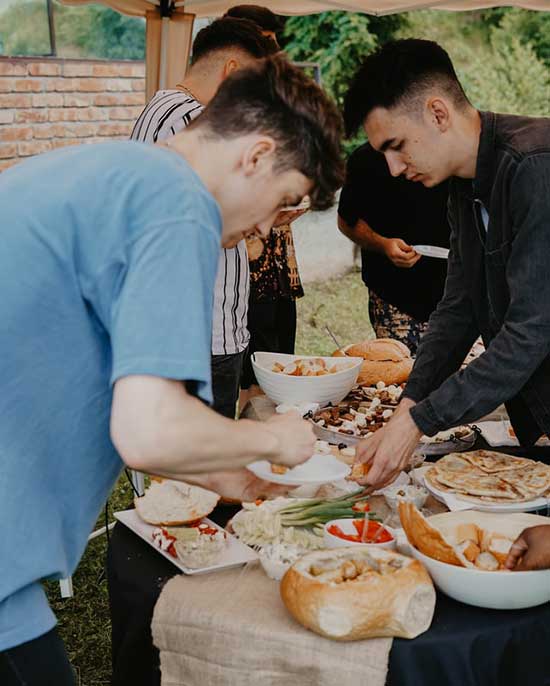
left=193, top=54, right=344, bottom=211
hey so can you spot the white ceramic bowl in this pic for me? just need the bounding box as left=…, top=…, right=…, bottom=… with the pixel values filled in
left=323, top=518, right=396, bottom=551
left=251, top=352, right=363, bottom=406
left=407, top=511, right=550, bottom=610
left=383, top=483, right=429, bottom=511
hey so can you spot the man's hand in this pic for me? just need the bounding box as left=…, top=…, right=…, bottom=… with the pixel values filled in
left=505, top=525, right=550, bottom=571
left=352, top=398, right=422, bottom=490
left=264, top=412, right=316, bottom=467
left=196, top=469, right=292, bottom=503
left=383, top=238, right=421, bottom=268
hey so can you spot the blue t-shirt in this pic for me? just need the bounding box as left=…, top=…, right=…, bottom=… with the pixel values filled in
left=0, top=141, right=221, bottom=650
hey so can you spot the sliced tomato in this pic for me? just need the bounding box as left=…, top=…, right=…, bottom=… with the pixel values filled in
left=352, top=519, right=393, bottom=543
left=326, top=524, right=361, bottom=542
left=167, top=542, right=177, bottom=558
left=352, top=501, right=370, bottom=512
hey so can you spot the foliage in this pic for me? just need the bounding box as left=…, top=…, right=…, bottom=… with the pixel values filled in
left=0, top=0, right=145, bottom=60
left=398, top=10, right=550, bottom=117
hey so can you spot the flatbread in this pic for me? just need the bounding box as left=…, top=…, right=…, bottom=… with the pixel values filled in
left=498, top=462, right=550, bottom=498
left=434, top=470, right=519, bottom=499
left=463, top=450, right=532, bottom=474
left=398, top=502, right=471, bottom=567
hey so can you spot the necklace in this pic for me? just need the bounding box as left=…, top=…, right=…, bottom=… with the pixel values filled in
left=175, top=83, right=200, bottom=103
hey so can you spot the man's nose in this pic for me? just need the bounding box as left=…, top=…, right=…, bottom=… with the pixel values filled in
left=385, top=152, right=407, bottom=177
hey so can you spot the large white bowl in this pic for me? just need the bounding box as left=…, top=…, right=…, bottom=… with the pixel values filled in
left=251, top=352, right=363, bottom=406
left=408, top=511, right=550, bottom=610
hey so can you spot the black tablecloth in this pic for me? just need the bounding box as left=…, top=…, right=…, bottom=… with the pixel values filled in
left=107, top=440, right=550, bottom=686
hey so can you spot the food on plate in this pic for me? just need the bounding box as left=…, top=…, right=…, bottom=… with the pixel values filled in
left=424, top=450, right=550, bottom=504
left=258, top=543, right=306, bottom=580
left=326, top=519, right=393, bottom=544
left=271, top=463, right=289, bottom=475
left=135, top=480, right=220, bottom=526
left=333, top=338, right=413, bottom=387
left=421, top=425, right=473, bottom=444
left=399, top=502, right=521, bottom=571
left=271, top=357, right=354, bottom=376
left=348, top=461, right=371, bottom=482
left=231, top=491, right=372, bottom=550
left=353, top=382, right=404, bottom=406
left=310, top=399, right=393, bottom=439
left=280, top=547, right=435, bottom=640
left=383, top=483, right=429, bottom=510
left=151, top=522, right=227, bottom=569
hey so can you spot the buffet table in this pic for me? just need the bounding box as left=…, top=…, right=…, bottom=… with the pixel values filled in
left=107, top=447, right=550, bottom=686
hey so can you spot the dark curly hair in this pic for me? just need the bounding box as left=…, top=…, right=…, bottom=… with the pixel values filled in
left=344, top=39, right=470, bottom=138
left=191, top=17, right=278, bottom=65
left=194, top=54, right=344, bottom=211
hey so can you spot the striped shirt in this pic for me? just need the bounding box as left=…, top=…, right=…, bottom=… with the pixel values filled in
left=130, top=89, right=250, bottom=355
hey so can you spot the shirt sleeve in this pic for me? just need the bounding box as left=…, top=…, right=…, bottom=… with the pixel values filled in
left=338, top=152, right=366, bottom=227
left=409, top=155, right=550, bottom=435
left=107, top=219, right=220, bottom=404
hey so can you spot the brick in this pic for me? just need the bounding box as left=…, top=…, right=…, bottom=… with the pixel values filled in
left=76, top=77, right=111, bottom=93
left=15, top=109, right=48, bottom=123
left=63, top=94, right=92, bottom=107
left=74, top=107, right=109, bottom=122
left=131, top=79, right=145, bottom=91
left=0, top=110, right=14, bottom=124
left=0, top=158, right=19, bottom=172
left=48, top=108, right=80, bottom=122
left=96, top=122, right=132, bottom=137
left=33, top=124, right=66, bottom=139
left=61, top=122, right=98, bottom=138
left=118, top=63, right=145, bottom=78
left=18, top=140, right=53, bottom=157
left=0, top=126, right=33, bottom=142
left=106, top=78, right=133, bottom=92
left=0, top=62, right=27, bottom=77
left=0, top=143, right=17, bottom=159
left=92, top=62, right=144, bottom=78
left=14, top=79, right=43, bottom=92
left=91, top=64, right=123, bottom=78
left=32, top=93, right=64, bottom=108
left=28, top=63, right=60, bottom=77
left=93, top=92, right=145, bottom=107
left=0, top=94, right=32, bottom=108
left=46, top=78, right=79, bottom=92
left=0, top=78, right=15, bottom=93
left=51, top=139, right=81, bottom=150
left=63, top=63, right=93, bottom=77
left=108, top=106, right=143, bottom=121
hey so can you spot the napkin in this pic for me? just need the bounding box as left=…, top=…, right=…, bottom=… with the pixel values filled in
left=476, top=420, right=550, bottom=448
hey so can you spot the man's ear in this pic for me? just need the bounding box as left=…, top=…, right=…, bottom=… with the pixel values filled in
left=222, top=58, right=240, bottom=79
left=427, top=97, right=451, bottom=132
left=240, top=137, right=277, bottom=177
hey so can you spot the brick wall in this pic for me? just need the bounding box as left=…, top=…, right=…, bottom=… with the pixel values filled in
left=0, top=58, right=146, bottom=172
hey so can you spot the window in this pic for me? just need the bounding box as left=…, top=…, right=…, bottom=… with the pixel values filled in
left=0, top=0, right=146, bottom=60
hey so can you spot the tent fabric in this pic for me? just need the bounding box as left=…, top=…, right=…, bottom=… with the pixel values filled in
left=61, top=0, right=550, bottom=18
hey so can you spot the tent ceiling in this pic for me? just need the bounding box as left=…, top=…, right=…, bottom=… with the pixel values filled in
left=62, top=0, right=550, bottom=18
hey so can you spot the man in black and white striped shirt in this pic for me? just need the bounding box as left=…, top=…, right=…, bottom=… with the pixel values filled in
left=131, top=17, right=276, bottom=418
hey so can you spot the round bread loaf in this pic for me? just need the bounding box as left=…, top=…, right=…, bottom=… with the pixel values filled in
left=280, top=547, right=435, bottom=641
left=332, top=338, right=413, bottom=387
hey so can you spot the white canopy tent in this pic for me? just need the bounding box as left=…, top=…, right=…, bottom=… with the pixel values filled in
left=62, top=0, right=550, bottom=99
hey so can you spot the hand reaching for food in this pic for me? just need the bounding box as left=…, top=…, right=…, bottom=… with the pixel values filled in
left=505, top=525, right=550, bottom=571
left=264, top=411, right=316, bottom=467
left=383, top=238, right=422, bottom=268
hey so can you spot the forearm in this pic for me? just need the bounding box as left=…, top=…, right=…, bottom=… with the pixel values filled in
left=111, top=376, right=279, bottom=476
left=337, top=216, right=388, bottom=255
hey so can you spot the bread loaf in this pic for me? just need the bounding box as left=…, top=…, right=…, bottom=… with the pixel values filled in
left=333, top=338, right=413, bottom=387
left=280, top=547, right=435, bottom=641
left=135, top=480, right=220, bottom=526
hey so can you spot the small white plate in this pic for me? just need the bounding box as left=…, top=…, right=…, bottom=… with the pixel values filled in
left=114, top=509, right=258, bottom=575
left=413, top=245, right=450, bottom=259
left=247, top=453, right=350, bottom=485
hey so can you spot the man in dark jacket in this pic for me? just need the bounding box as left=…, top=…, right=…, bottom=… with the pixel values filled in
left=344, top=39, right=550, bottom=569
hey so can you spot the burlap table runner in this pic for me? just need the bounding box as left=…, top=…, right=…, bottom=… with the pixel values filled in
left=152, top=562, right=392, bottom=686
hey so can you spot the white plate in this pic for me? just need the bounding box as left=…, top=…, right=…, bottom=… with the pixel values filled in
left=413, top=245, right=449, bottom=259
left=114, top=509, right=258, bottom=575
left=247, top=453, right=351, bottom=485
left=414, top=466, right=550, bottom=513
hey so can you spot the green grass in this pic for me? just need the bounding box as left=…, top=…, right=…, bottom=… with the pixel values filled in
left=44, top=268, right=372, bottom=685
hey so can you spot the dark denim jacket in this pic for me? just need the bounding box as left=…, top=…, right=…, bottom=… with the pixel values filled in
left=405, top=111, right=550, bottom=444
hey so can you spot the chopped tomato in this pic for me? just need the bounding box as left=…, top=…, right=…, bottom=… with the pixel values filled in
left=255, top=499, right=264, bottom=506
left=352, top=519, right=393, bottom=543
left=352, top=501, right=370, bottom=513
left=167, top=542, right=177, bottom=558
left=327, top=524, right=361, bottom=542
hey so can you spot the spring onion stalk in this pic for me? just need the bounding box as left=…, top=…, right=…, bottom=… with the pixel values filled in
left=275, top=490, right=376, bottom=528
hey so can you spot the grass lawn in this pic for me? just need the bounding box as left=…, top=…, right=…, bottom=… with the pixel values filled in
left=44, top=267, right=372, bottom=685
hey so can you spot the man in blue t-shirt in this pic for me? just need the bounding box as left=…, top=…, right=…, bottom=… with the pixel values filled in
left=0, top=55, right=344, bottom=684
